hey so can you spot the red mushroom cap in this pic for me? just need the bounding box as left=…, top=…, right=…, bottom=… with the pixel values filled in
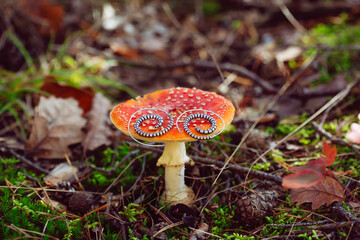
left=110, top=87, right=235, bottom=142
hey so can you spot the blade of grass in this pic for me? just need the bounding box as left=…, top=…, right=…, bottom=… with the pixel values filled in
left=6, top=30, right=34, bottom=67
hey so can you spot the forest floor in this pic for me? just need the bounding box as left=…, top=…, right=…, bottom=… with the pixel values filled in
left=1, top=0, right=360, bottom=239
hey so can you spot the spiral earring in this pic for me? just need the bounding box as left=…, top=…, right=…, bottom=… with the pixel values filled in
left=128, top=108, right=173, bottom=147
left=176, top=109, right=225, bottom=140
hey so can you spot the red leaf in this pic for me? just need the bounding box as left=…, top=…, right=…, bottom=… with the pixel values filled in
left=290, top=157, right=326, bottom=175
left=290, top=176, right=345, bottom=209
left=282, top=169, right=325, bottom=189
left=322, top=141, right=337, bottom=166
left=18, top=0, right=64, bottom=36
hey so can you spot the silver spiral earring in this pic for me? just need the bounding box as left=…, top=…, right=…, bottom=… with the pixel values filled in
left=176, top=109, right=225, bottom=140
left=128, top=108, right=173, bottom=147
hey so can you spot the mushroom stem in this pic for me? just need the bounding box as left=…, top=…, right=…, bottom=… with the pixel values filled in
left=157, top=142, right=189, bottom=166
left=157, top=142, right=194, bottom=205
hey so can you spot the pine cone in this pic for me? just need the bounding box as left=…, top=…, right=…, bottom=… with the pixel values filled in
left=235, top=190, right=279, bottom=225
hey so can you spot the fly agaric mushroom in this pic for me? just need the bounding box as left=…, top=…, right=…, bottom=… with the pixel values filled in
left=110, top=87, right=235, bottom=205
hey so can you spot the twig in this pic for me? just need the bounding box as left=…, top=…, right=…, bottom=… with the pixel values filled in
left=123, top=157, right=146, bottom=196
left=214, top=53, right=319, bottom=186
left=152, top=60, right=277, bottom=93
left=103, top=152, right=149, bottom=194
left=289, top=88, right=346, bottom=100
left=82, top=45, right=277, bottom=94
left=113, top=210, right=128, bottom=240
left=276, top=0, right=307, bottom=33
left=127, top=142, right=282, bottom=184
left=5, top=224, right=59, bottom=240
left=89, top=149, right=140, bottom=174
left=153, top=221, right=184, bottom=238
left=309, top=221, right=353, bottom=230
left=65, top=154, right=85, bottom=191
left=267, top=219, right=331, bottom=228
left=267, top=220, right=354, bottom=231
left=312, top=122, right=360, bottom=156
left=247, top=77, right=358, bottom=178
left=188, top=221, right=210, bottom=240
left=8, top=149, right=50, bottom=174
left=105, top=192, right=113, bottom=214
left=263, top=230, right=326, bottom=240
left=332, top=202, right=360, bottom=227
left=193, top=155, right=282, bottom=183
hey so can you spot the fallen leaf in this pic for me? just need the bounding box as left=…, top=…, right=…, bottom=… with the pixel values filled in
left=290, top=177, right=345, bottom=209
left=26, top=96, right=86, bottom=158
left=82, top=93, right=112, bottom=152
left=322, top=141, right=337, bottom=166
left=282, top=142, right=337, bottom=189
left=40, top=81, right=94, bottom=115
left=282, top=169, right=325, bottom=189
left=44, top=163, right=79, bottom=187
left=109, top=41, right=140, bottom=59
left=18, top=0, right=64, bottom=36
left=289, top=158, right=326, bottom=175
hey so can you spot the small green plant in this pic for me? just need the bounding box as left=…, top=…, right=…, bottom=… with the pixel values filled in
left=253, top=162, right=271, bottom=171
left=119, top=203, right=144, bottom=222
left=298, top=230, right=322, bottom=240
left=223, top=233, right=255, bottom=240
left=204, top=200, right=236, bottom=237
left=63, top=218, right=81, bottom=240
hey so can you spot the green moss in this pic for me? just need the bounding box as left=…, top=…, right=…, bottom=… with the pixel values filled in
left=204, top=199, right=237, bottom=237
left=85, top=144, right=140, bottom=190
left=303, top=14, right=360, bottom=80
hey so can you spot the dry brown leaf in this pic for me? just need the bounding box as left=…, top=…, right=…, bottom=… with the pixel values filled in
left=44, top=163, right=79, bottom=187
left=26, top=96, right=86, bottom=158
left=18, top=0, right=64, bottom=36
left=82, top=93, right=112, bottom=152
left=290, top=176, right=345, bottom=209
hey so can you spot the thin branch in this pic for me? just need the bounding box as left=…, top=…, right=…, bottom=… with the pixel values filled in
left=312, top=122, right=360, bottom=156
left=123, top=157, right=146, bottom=196
left=214, top=53, right=319, bottom=186
left=276, top=0, right=307, bottom=33
left=89, top=149, right=141, bottom=174
left=127, top=142, right=283, bottom=184
left=153, top=60, right=278, bottom=93
left=267, top=220, right=331, bottom=228
left=81, top=45, right=278, bottom=94
left=193, top=155, right=282, bottom=183
left=8, top=149, right=50, bottom=174
left=332, top=202, right=360, bottom=228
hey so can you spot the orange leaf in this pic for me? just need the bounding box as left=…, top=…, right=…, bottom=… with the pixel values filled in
left=290, top=176, right=344, bottom=209
left=322, top=141, right=337, bottom=166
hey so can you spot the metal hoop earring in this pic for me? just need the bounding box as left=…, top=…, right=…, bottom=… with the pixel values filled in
left=176, top=109, right=225, bottom=140
left=127, top=108, right=173, bottom=147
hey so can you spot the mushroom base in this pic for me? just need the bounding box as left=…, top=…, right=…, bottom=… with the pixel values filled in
left=161, top=165, right=195, bottom=206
